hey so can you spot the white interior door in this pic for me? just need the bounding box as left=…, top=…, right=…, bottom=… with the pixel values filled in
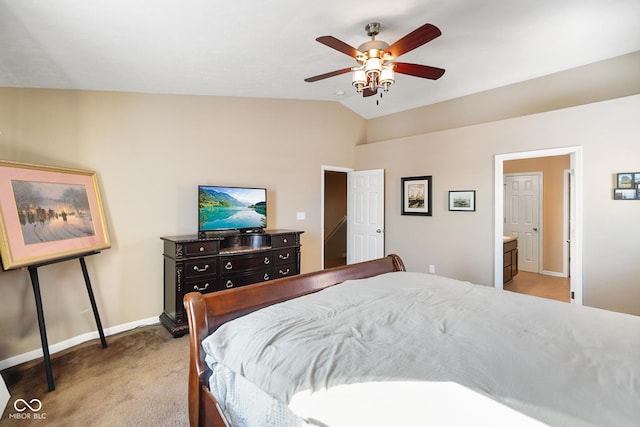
left=504, top=173, right=541, bottom=273
left=347, top=169, right=384, bottom=264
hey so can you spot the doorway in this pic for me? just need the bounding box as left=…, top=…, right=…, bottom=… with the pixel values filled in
left=494, top=147, right=583, bottom=305
left=321, top=166, right=385, bottom=269
left=323, top=168, right=349, bottom=269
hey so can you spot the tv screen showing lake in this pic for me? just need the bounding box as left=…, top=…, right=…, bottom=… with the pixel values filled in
left=199, top=206, right=266, bottom=230
left=198, top=186, right=267, bottom=231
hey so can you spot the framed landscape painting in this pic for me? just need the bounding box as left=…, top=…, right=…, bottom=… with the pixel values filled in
left=0, top=160, right=111, bottom=270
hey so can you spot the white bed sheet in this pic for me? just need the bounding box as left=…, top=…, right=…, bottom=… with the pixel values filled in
left=203, top=271, right=640, bottom=426
left=208, top=361, right=308, bottom=427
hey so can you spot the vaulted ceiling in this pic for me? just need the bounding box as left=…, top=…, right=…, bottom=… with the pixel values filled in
left=2, top=0, right=639, bottom=119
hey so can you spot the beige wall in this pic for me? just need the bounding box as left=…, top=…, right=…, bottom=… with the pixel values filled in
left=356, top=94, right=640, bottom=317
left=504, top=155, right=571, bottom=274
left=0, top=88, right=365, bottom=361
left=365, top=51, right=640, bottom=143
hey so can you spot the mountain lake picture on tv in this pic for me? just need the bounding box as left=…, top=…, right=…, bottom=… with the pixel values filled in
left=198, top=186, right=267, bottom=232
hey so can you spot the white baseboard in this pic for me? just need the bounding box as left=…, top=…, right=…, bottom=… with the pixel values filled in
left=0, top=316, right=159, bottom=371
left=541, top=270, right=568, bottom=278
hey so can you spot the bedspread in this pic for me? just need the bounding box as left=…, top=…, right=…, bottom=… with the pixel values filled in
left=202, top=271, right=640, bottom=426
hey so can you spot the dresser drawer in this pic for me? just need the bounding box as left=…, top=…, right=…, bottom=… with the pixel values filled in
left=186, top=278, right=217, bottom=294
left=220, top=252, right=272, bottom=275
left=271, top=233, right=297, bottom=248
left=219, top=269, right=271, bottom=290
left=272, top=248, right=297, bottom=265
left=184, top=259, right=217, bottom=279
left=183, top=241, right=219, bottom=257
left=272, top=262, right=298, bottom=279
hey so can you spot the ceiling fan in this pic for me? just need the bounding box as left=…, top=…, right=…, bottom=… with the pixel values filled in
left=304, top=22, right=445, bottom=97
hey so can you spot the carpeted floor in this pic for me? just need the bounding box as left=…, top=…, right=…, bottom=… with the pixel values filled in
left=0, top=324, right=189, bottom=426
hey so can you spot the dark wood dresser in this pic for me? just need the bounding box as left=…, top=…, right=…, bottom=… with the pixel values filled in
left=160, top=229, right=303, bottom=336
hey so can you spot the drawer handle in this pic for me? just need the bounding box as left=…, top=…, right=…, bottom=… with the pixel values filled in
left=263, top=273, right=270, bottom=281
left=278, top=253, right=290, bottom=260
left=193, top=264, right=209, bottom=272
left=264, top=257, right=270, bottom=265
left=225, top=280, right=234, bottom=288
left=283, top=238, right=288, bottom=244
left=279, top=268, right=291, bottom=276
left=225, top=262, right=233, bottom=270
left=193, top=283, right=210, bottom=291
left=199, top=246, right=205, bottom=252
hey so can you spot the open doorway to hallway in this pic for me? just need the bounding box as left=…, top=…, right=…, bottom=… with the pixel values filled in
left=321, top=166, right=386, bottom=269
left=323, top=169, right=348, bottom=269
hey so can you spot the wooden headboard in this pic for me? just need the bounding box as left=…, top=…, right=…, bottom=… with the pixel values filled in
left=183, top=254, right=406, bottom=427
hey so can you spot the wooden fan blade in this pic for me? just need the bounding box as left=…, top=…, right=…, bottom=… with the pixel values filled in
left=385, top=23, right=441, bottom=59
left=316, top=36, right=360, bottom=58
left=304, top=67, right=352, bottom=83
left=362, top=88, right=377, bottom=97
left=394, top=62, right=445, bottom=80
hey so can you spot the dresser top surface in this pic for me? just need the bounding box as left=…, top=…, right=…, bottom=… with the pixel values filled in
left=161, top=229, right=303, bottom=243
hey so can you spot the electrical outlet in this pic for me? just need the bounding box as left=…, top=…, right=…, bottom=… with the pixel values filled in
left=428, top=264, right=435, bottom=274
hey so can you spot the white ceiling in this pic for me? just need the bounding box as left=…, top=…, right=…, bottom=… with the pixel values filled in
left=1, top=0, right=639, bottom=119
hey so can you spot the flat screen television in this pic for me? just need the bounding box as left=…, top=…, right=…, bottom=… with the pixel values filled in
left=198, top=185, right=267, bottom=233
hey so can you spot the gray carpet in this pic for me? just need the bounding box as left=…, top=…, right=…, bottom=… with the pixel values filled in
left=0, top=324, right=189, bottom=426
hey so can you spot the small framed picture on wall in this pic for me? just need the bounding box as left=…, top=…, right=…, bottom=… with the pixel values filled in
left=617, top=173, right=634, bottom=188
left=449, top=190, right=476, bottom=211
left=613, top=188, right=637, bottom=200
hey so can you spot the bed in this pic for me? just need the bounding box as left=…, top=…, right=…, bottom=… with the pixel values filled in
left=183, top=254, right=640, bottom=427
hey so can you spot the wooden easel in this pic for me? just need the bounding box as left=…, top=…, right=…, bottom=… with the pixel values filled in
left=27, top=251, right=107, bottom=392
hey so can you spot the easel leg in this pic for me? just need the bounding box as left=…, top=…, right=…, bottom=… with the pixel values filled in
left=28, top=266, right=55, bottom=392
left=79, top=257, right=107, bottom=348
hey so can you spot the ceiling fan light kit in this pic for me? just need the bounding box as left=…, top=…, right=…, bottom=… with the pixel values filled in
left=305, top=22, right=445, bottom=98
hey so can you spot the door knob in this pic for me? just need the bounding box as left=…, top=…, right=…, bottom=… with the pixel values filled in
left=533, top=228, right=538, bottom=232
left=376, top=229, right=383, bottom=233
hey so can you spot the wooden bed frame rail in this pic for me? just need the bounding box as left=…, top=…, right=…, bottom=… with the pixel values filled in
left=183, top=254, right=406, bottom=427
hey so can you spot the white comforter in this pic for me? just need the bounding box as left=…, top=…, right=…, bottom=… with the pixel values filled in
left=202, top=271, right=640, bottom=426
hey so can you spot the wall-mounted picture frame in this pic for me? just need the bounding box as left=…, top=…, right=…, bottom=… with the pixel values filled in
left=401, top=176, right=432, bottom=216
left=617, top=173, right=634, bottom=189
left=0, top=160, right=111, bottom=270
left=613, top=188, right=638, bottom=200
left=449, top=190, right=476, bottom=211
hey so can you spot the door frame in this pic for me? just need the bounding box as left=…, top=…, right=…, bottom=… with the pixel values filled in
left=494, top=146, right=583, bottom=305
left=321, top=165, right=353, bottom=269
left=562, top=168, right=571, bottom=278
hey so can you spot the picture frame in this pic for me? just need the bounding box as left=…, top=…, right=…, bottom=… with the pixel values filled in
left=0, top=160, right=111, bottom=270
left=401, top=176, right=432, bottom=216
left=613, top=188, right=638, bottom=200
left=617, top=173, right=634, bottom=189
left=449, top=190, right=476, bottom=211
